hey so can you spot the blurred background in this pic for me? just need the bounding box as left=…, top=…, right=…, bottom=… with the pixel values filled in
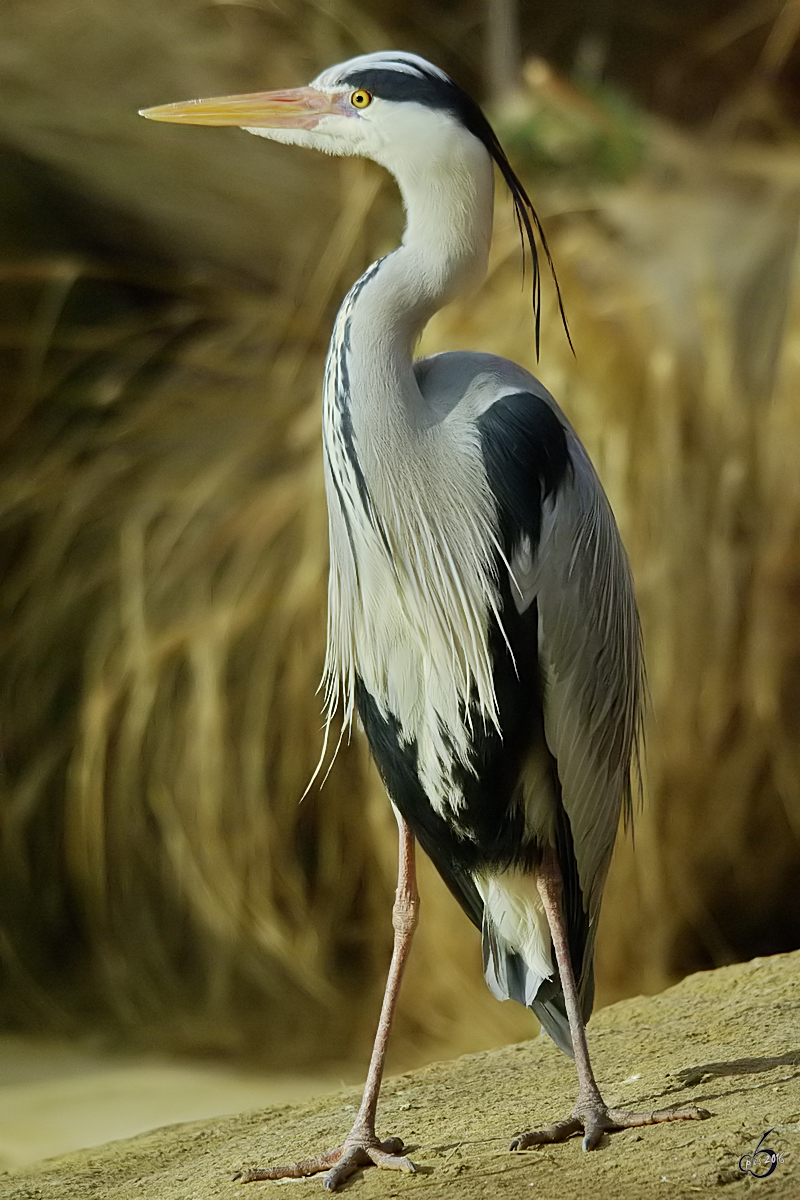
left=1, top=0, right=799, bottom=1168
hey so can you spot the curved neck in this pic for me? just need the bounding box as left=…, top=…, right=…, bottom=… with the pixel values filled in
left=392, top=142, right=494, bottom=321
left=370, top=138, right=494, bottom=349
left=339, top=138, right=495, bottom=438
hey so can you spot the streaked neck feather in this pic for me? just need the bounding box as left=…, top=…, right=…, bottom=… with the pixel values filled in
left=317, top=135, right=507, bottom=804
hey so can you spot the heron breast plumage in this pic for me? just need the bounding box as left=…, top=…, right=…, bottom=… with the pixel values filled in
left=322, top=293, right=511, bottom=823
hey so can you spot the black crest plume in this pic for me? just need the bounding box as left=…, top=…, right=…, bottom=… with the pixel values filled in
left=452, top=80, right=574, bottom=358
left=471, top=111, right=573, bottom=357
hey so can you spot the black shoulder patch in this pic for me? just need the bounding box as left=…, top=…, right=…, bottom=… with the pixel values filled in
left=477, top=391, right=571, bottom=552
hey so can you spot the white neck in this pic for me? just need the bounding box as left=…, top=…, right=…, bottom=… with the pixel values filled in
left=367, top=135, right=491, bottom=352
left=342, top=135, right=494, bottom=443
left=320, top=133, right=504, bottom=753
left=385, top=136, right=495, bottom=321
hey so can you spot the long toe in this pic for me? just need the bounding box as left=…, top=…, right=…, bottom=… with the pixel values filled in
left=604, top=1103, right=711, bottom=1132
left=323, top=1146, right=372, bottom=1191
left=234, top=1147, right=343, bottom=1182
left=367, top=1140, right=416, bottom=1174
left=581, top=1112, right=609, bottom=1151
left=510, top=1117, right=582, bottom=1150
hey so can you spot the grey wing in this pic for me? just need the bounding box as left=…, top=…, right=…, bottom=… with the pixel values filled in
left=475, top=377, right=643, bottom=1037
left=420, top=356, right=643, bottom=1040
left=516, top=430, right=644, bottom=922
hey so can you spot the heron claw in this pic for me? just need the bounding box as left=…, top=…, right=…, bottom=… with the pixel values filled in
left=234, top=1133, right=415, bottom=1191
left=511, top=1098, right=709, bottom=1153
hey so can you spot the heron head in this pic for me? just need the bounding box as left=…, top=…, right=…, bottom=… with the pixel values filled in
left=141, top=51, right=567, bottom=353
left=140, top=52, right=497, bottom=177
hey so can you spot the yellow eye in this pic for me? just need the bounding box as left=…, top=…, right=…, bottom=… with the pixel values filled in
left=350, top=89, right=372, bottom=109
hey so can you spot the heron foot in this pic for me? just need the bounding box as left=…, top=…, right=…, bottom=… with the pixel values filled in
left=510, top=1097, right=710, bottom=1153
left=233, top=1133, right=416, bottom=1191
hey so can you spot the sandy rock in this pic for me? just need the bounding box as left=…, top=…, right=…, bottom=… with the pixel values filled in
left=3, top=952, right=799, bottom=1199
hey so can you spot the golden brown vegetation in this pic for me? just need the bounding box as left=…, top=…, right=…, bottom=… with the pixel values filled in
left=0, top=1, right=798, bottom=1073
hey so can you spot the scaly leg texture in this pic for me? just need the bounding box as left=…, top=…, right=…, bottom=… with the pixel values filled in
left=235, top=814, right=419, bottom=1191
left=511, top=848, right=709, bottom=1153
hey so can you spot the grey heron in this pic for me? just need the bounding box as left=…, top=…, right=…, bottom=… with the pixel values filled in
left=141, top=51, right=708, bottom=1191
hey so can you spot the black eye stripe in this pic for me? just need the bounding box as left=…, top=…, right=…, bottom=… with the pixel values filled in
left=341, top=68, right=459, bottom=115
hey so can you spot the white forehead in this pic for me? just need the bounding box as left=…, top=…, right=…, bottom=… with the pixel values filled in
left=312, top=51, right=450, bottom=91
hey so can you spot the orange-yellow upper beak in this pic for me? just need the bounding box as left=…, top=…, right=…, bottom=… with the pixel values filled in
left=139, top=86, right=341, bottom=129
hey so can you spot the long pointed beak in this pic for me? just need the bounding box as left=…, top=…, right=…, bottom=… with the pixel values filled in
left=139, top=86, right=340, bottom=129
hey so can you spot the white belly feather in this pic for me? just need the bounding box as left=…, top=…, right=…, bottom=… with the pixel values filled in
left=476, top=871, right=554, bottom=1003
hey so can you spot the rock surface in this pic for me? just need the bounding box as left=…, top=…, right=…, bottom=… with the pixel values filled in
left=3, top=952, right=799, bottom=1199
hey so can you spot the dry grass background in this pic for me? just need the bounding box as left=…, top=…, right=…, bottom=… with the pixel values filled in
left=0, top=0, right=798, bottom=1075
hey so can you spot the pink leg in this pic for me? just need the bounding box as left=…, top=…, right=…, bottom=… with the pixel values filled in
left=511, top=847, right=709, bottom=1153
left=235, top=813, right=420, bottom=1190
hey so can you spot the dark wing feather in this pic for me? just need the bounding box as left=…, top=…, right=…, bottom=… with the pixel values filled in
left=523, top=433, right=644, bottom=923
left=478, top=387, right=643, bottom=1018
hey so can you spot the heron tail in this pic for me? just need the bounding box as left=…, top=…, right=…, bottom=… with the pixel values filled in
left=528, top=964, right=594, bottom=1057
left=530, top=983, right=573, bottom=1057
left=480, top=897, right=595, bottom=1058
